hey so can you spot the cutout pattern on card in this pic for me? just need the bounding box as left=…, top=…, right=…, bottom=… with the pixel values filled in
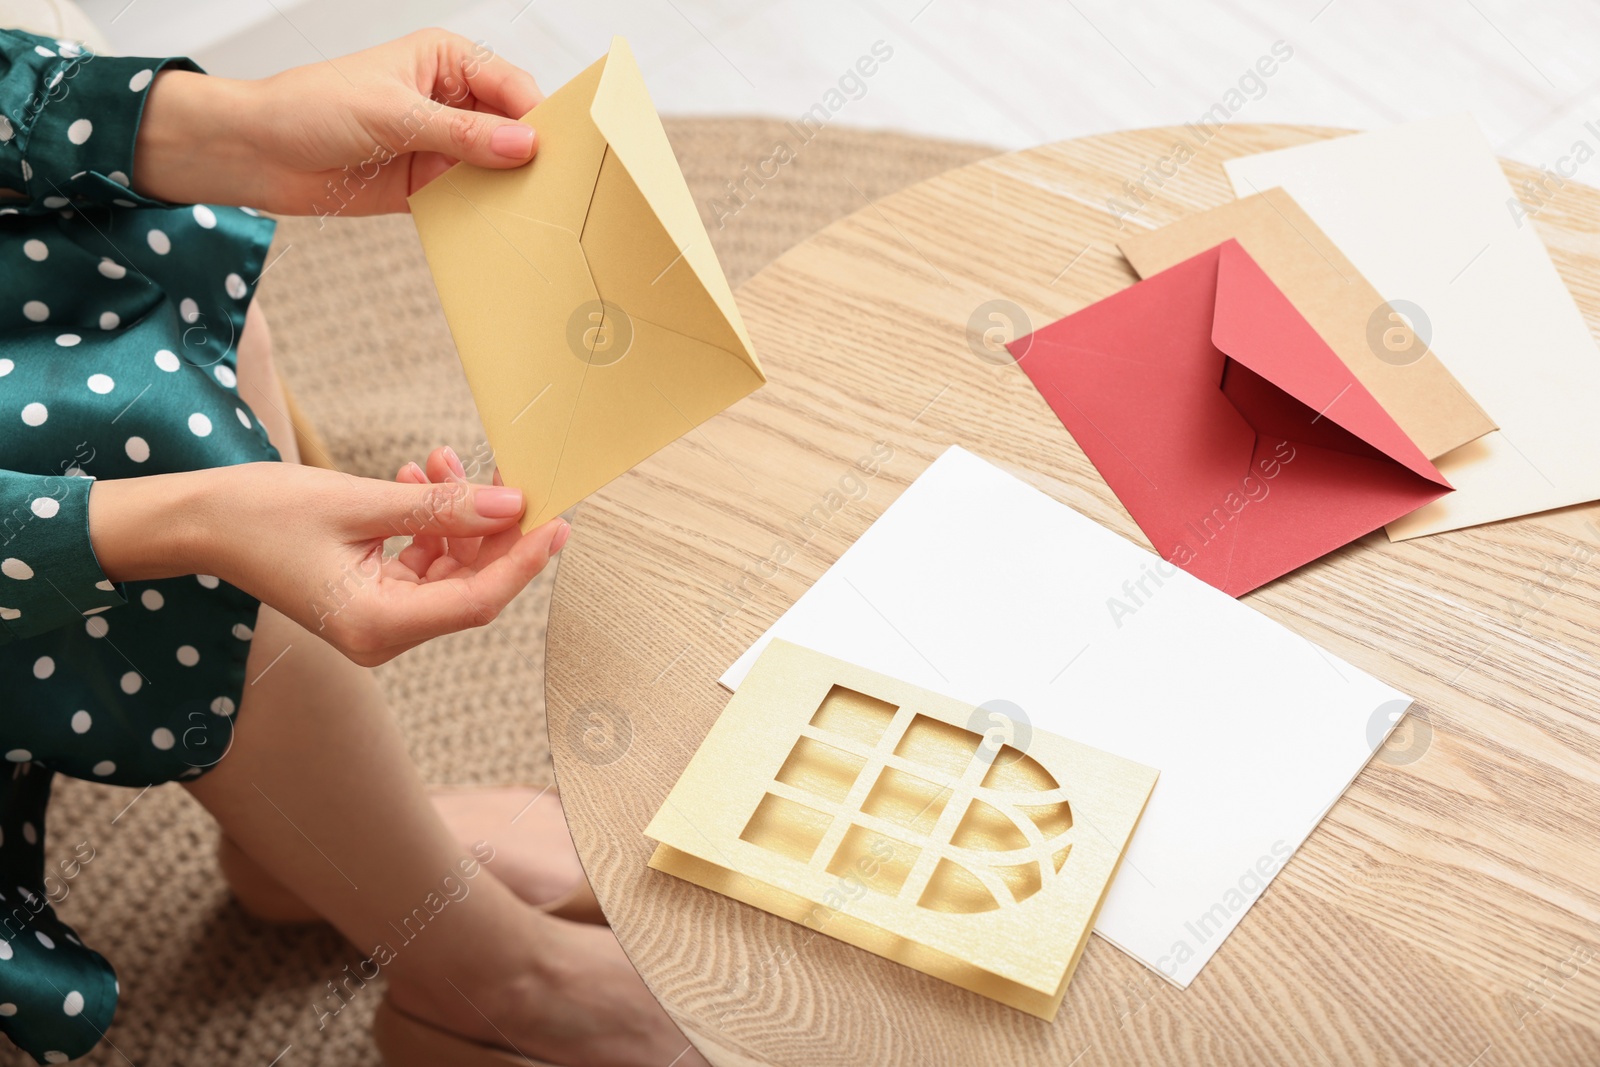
left=743, top=690, right=1077, bottom=913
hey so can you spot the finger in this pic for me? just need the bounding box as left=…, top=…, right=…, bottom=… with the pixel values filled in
left=395, top=461, right=442, bottom=574
left=470, top=521, right=523, bottom=569
left=471, top=516, right=569, bottom=592
left=395, top=539, right=437, bottom=577
left=407, top=151, right=456, bottom=194
left=364, top=476, right=527, bottom=541
left=413, top=99, right=537, bottom=168
left=429, top=30, right=543, bottom=118
left=472, top=472, right=535, bottom=567
left=427, top=446, right=482, bottom=567
left=374, top=518, right=568, bottom=647
left=395, top=462, right=445, bottom=576
left=425, top=555, right=466, bottom=582
left=380, top=555, right=425, bottom=584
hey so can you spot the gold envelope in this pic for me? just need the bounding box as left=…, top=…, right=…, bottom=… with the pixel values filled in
left=1118, top=188, right=1495, bottom=461
left=408, top=38, right=765, bottom=529
left=644, top=640, right=1158, bottom=1020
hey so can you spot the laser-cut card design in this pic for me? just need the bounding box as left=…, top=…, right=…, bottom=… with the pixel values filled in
left=644, top=641, right=1158, bottom=1019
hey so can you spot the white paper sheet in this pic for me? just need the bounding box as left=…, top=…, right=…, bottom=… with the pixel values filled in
left=1224, top=113, right=1600, bottom=539
left=721, top=446, right=1409, bottom=988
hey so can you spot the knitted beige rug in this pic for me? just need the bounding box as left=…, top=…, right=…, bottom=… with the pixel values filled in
left=31, top=119, right=995, bottom=1067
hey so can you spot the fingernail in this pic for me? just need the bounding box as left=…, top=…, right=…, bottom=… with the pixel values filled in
left=550, top=519, right=571, bottom=555
left=490, top=124, right=535, bottom=160
left=404, top=462, right=425, bottom=481
left=475, top=486, right=525, bottom=518
left=443, top=446, right=466, bottom=479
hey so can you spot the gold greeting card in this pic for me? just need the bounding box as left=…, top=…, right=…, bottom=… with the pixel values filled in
left=644, top=641, right=1158, bottom=1019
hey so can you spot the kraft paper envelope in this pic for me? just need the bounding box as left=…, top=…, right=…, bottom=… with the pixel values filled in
left=1118, top=188, right=1495, bottom=461
left=723, top=447, right=1413, bottom=988
left=646, top=639, right=1158, bottom=1020
left=409, top=37, right=765, bottom=529
left=1225, top=114, right=1600, bottom=539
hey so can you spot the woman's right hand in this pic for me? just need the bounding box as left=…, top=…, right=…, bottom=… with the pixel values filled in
left=89, top=454, right=568, bottom=666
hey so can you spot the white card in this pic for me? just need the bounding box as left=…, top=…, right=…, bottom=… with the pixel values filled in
left=1224, top=114, right=1600, bottom=539
left=722, top=446, right=1408, bottom=988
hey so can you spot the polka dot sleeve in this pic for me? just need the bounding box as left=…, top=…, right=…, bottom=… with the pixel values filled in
left=0, top=471, right=123, bottom=644
left=0, top=28, right=202, bottom=217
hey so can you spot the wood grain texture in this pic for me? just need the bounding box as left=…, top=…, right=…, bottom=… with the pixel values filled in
left=546, top=125, right=1600, bottom=1066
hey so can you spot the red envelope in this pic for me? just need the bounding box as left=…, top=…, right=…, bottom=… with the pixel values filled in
left=1008, top=239, right=1451, bottom=597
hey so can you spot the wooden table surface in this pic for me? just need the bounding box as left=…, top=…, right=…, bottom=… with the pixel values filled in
left=545, top=124, right=1600, bottom=1066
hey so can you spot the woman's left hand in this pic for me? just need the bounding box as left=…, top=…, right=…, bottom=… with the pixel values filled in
left=133, top=28, right=544, bottom=215
left=392, top=444, right=507, bottom=578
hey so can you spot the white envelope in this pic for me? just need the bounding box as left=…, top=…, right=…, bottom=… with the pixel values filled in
left=722, top=446, right=1409, bottom=988
left=1224, top=114, right=1600, bottom=539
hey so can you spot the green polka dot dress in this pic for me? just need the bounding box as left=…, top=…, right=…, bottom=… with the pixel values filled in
left=0, top=28, right=278, bottom=1063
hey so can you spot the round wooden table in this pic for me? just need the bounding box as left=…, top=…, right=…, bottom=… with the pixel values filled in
left=546, top=125, right=1600, bottom=1066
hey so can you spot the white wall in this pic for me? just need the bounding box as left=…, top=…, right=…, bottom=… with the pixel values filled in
left=75, top=0, right=1600, bottom=176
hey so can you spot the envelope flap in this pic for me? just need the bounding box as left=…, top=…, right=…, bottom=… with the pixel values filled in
left=1210, top=240, right=1446, bottom=486
left=580, top=143, right=762, bottom=373
left=586, top=37, right=761, bottom=374
left=1118, top=190, right=1496, bottom=462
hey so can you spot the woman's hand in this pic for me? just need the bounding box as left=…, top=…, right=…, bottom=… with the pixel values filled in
left=133, top=29, right=544, bottom=215
left=89, top=454, right=569, bottom=666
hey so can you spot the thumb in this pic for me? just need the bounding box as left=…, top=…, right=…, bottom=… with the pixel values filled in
left=366, top=479, right=527, bottom=539
left=419, top=104, right=538, bottom=168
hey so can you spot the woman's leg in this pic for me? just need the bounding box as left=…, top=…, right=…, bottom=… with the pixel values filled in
left=197, top=304, right=706, bottom=1064
left=228, top=302, right=595, bottom=918
left=185, top=606, right=701, bottom=1065
left=217, top=786, right=598, bottom=924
